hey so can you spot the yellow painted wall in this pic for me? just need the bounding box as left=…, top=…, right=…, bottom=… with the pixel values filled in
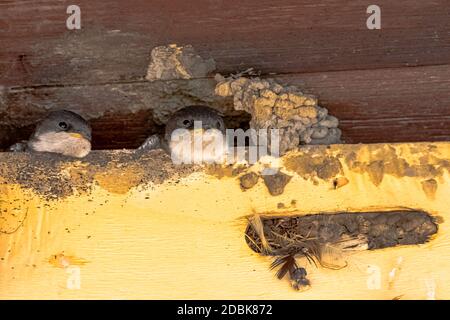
left=0, top=143, right=449, bottom=299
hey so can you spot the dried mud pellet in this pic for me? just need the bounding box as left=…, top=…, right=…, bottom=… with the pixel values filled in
left=333, top=176, right=349, bottom=189
left=262, top=171, right=292, bottom=196
left=367, top=161, right=384, bottom=186
left=343, top=219, right=359, bottom=233
left=420, top=220, right=438, bottom=236
left=375, top=236, right=397, bottom=249
left=421, top=179, right=438, bottom=199
left=403, top=218, right=422, bottom=232
left=319, top=115, right=339, bottom=128
left=398, top=233, right=418, bottom=245
left=373, top=214, right=387, bottom=225
left=311, top=126, right=329, bottom=139
left=396, top=227, right=405, bottom=237
left=240, top=172, right=259, bottom=190
left=359, top=220, right=371, bottom=234
left=369, top=224, right=389, bottom=237
left=388, top=214, right=402, bottom=225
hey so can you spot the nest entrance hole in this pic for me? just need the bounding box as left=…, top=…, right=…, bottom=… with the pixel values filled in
left=0, top=110, right=251, bottom=151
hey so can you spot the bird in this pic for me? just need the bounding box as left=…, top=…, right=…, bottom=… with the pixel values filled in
left=9, top=110, right=92, bottom=158
left=138, top=105, right=227, bottom=164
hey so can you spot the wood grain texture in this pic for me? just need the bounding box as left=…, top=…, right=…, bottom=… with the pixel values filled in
left=277, top=64, right=450, bottom=144
left=1, top=1, right=449, bottom=147
left=1, top=0, right=450, bottom=86
left=1, top=64, right=449, bottom=149
left=1, top=142, right=449, bottom=299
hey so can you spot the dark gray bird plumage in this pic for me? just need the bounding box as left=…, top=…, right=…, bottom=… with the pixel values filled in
left=163, top=105, right=225, bottom=141
left=138, top=105, right=225, bottom=153
left=9, top=110, right=92, bottom=158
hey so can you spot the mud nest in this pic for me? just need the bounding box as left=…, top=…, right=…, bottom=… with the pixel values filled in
left=245, top=210, right=438, bottom=291
left=146, top=44, right=342, bottom=155
left=245, top=210, right=438, bottom=255
left=215, top=74, right=342, bottom=155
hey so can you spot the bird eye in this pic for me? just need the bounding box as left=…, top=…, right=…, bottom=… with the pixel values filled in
left=58, top=121, right=68, bottom=130
left=216, top=121, right=222, bottom=129
left=182, top=119, right=192, bottom=127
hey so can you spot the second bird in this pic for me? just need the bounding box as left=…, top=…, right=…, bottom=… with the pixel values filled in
left=138, top=105, right=227, bottom=164
left=9, top=110, right=92, bottom=158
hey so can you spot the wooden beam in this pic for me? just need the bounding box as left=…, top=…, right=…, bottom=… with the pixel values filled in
left=1, top=142, right=449, bottom=299
left=1, top=0, right=449, bottom=86
left=2, top=65, right=449, bottom=149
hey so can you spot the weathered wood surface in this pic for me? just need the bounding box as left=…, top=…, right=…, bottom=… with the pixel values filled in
left=282, top=65, right=450, bottom=144
left=1, top=0, right=449, bottom=148
left=2, top=65, right=450, bottom=149
left=0, top=142, right=449, bottom=299
left=1, top=0, right=449, bottom=85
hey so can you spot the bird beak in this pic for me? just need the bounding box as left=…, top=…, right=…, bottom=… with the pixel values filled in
left=68, top=132, right=88, bottom=140
left=192, top=128, right=205, bottom=135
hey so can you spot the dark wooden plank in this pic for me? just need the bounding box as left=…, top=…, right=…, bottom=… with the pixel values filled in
left=0, top=78, right=240, bottom=149
left=277, top=65, right=450, bottom=143
left=1, top=64, right=449, bottom=149
left=1, top=0, right=450, bottom=86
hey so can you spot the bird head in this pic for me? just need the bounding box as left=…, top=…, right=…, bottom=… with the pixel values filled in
left=28, top=110, right=92, bottom=158
left=165, top=105, right=226, bottom=164
left=164, top=105, right=225, bottom=141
